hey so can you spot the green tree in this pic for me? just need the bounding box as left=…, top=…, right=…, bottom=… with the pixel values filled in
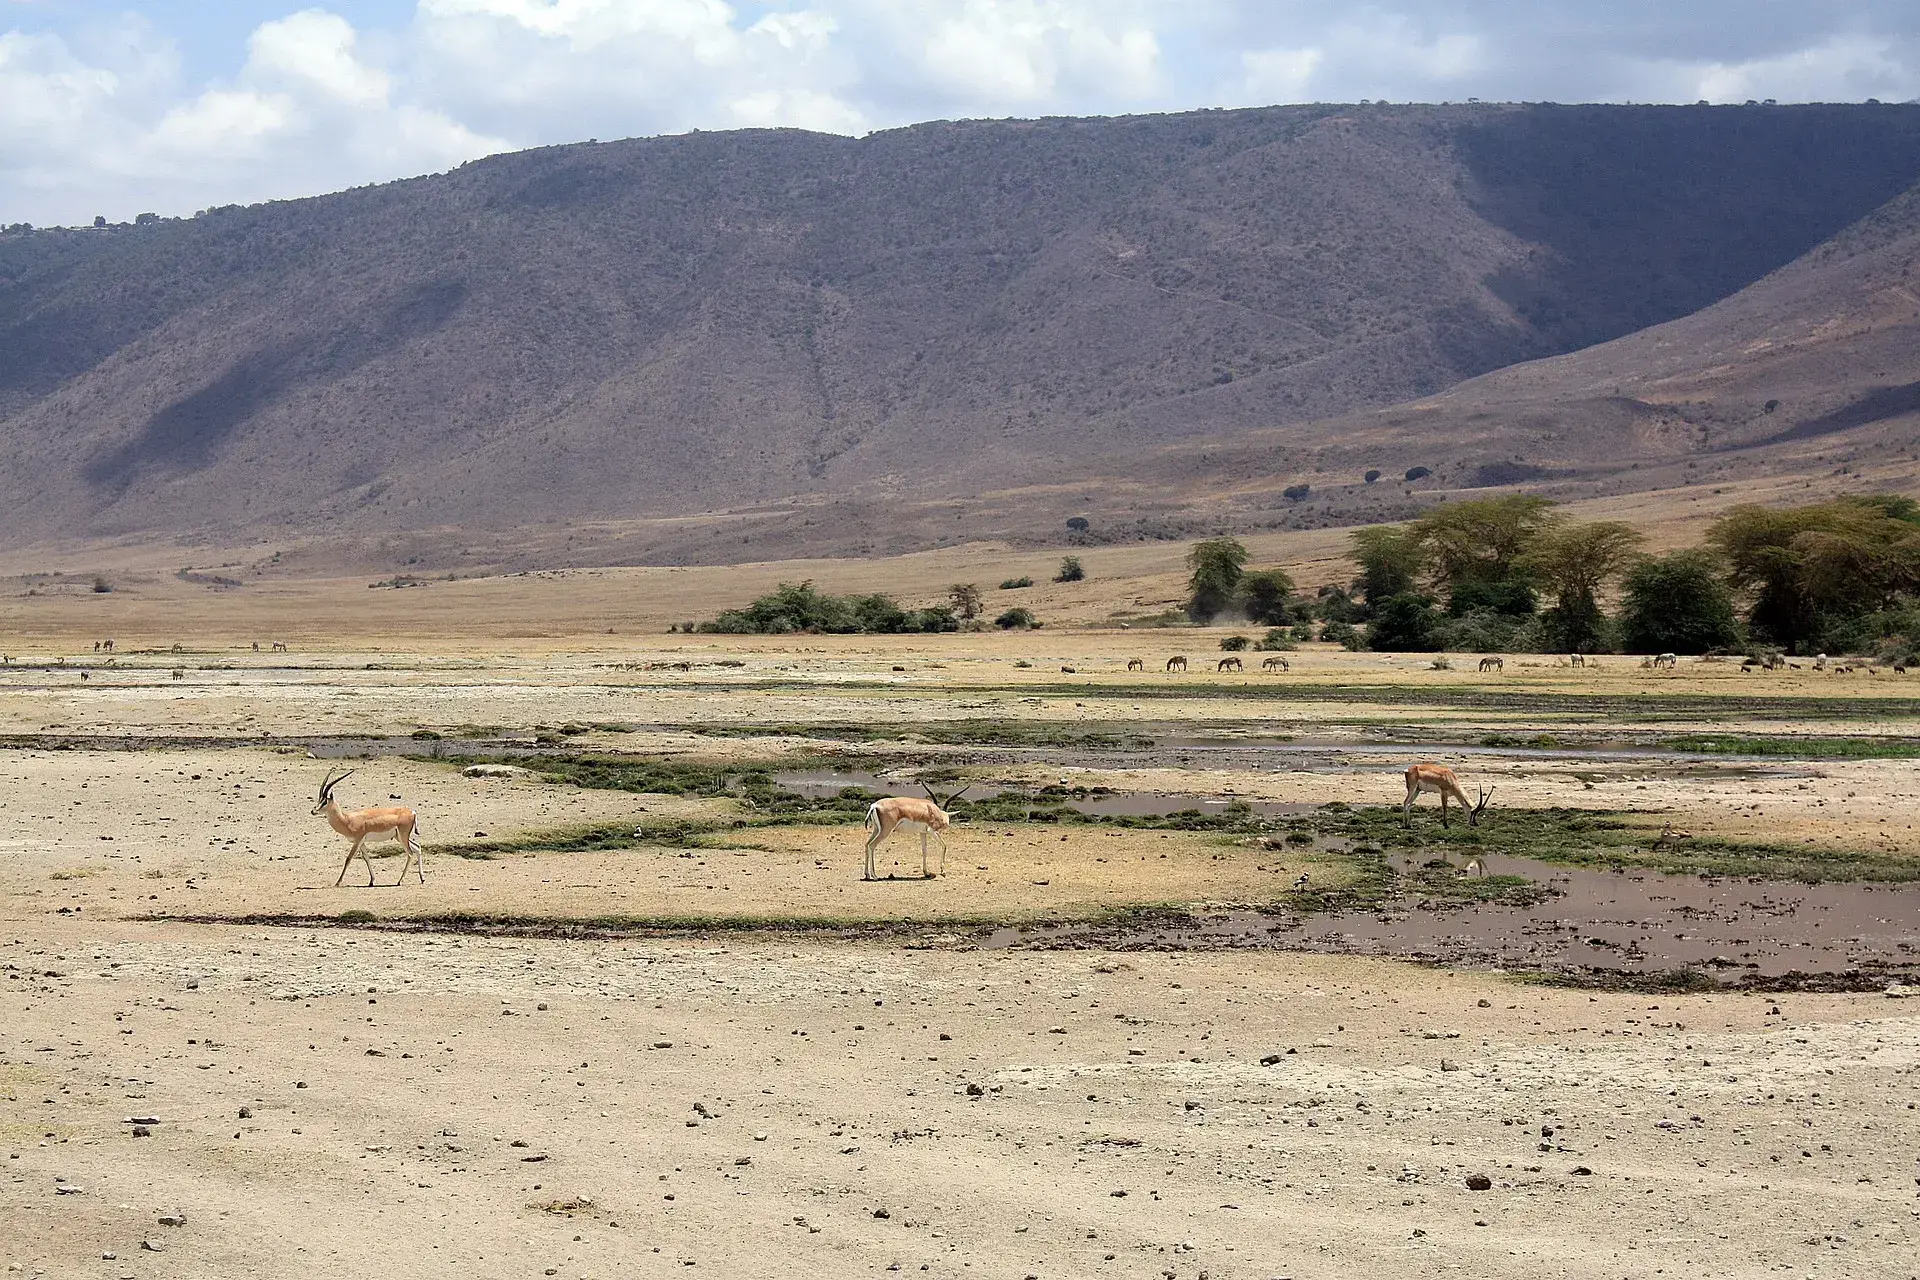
left=1240, top=568, right=1297, bottom=625
left=1409, top=495, right=1559, bottom=600
left=995, top=607, right=1037, bottom=629
left=1619, top=549, right=1741, bottom=654
left=1186, top=537, right=1250, bottom=622
left=1055, top=556, right=1085, bottom=582
left=1366, top=594, right=1442, bottom=651
left=1709, top=496, right=1920, bottom=651
left=948, top=583, right=983, bottom=621
left=1521, top=520, right=1645, bottom=652
left=1349, top=525, right=1424, bottom=608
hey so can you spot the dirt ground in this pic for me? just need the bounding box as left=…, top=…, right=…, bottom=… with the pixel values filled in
left=5, top=638, right=1920, bottom=1277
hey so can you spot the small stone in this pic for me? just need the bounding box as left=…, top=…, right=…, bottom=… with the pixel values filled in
left=131, top=1125, right=150, bottom=1138
left=1439, top=1059, right=1462, bottom=1072
left=159, top=1213, right=186, bottom=1227
left=1260, top=1053, right=1283, bottom=1066
left=965, top=1083, right=985, bottom=1097
left=294, top=1081, right=307, bottom=1089
left=123, top=1116, right=160, bottom=1126
left=238, top=1107, right=253, bottom=1119
left=537, top=1003, right=548, bottom=1011
left=1465, top=1174, right=1493, bottom=1191
left=140, top=1239, right=167, bottom=1253
left=1476, top=998, right=1491, bottom=1008
left=753, top=1132, right=768, bottom=1142
left=1571, top=1166, right=1593, bottom=1176
left=873, top=1207, right=890, bottom=1219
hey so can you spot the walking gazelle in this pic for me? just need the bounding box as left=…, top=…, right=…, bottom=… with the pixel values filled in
left=314, top=768, right=425, bottom=886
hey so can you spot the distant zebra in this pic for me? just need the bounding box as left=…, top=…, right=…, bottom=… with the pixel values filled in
left=1127, top=658, right=1145, bottom=672
left=1166, top=655, right=1188, bottom=672
left=1478, top=656, right=1504, bottom=673
left=1262, top=656, right=1289, bottom=672
left=1217, top=656, right=1243, bottom=672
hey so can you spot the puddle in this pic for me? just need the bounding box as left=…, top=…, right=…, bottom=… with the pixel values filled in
left=988, top=846, right=1920, bottom=986
left=772, top=771, right=1309, bottom=819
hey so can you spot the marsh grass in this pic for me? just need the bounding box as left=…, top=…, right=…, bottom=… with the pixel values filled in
left=1662, top=733, right=1920, bottom=759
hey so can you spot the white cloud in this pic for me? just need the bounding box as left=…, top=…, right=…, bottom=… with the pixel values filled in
left=3, top=3, right=1918, bottom=225
left=1677, top=33, right=1918, bottom=103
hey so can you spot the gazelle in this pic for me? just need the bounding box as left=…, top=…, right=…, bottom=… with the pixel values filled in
left=313, top=768, right=424, bottom=886
left=863, top=784, right=969, bottom=880
left=1402, top=763, right=1492, bottom=828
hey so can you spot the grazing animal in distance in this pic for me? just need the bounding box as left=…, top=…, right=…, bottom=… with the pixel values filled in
left=863, top=785, right=969, bottom=880
left=1402, top=763, right=1493, bottom=829
left=1653, top=652, right=1678, bottom=669
left=313, top=768, right=424, bottom=887
left=1126, top=658, right=1145, bottom=671
left=1478, top=656, right=1504, bottom=673
left=272, top=641, right=288, bottom=652
left=1569, top=653, right=1584, bottom=667
left=1262, top=656, right=1289, bottom=672
left=1166, top=655, right=1188, bottom=672
left=1217, top=656, right=1243, bottom=672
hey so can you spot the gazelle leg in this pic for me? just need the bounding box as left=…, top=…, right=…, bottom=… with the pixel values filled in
left=353, top=836, right=374, bottom=886
left=864, top=826, right=882, bottom=881
left=921, top=829, right=931, bottom=878
left=1402, top=786, right=1417, bottom=826
left=335, top=842, right=356, bottom=887
left=394, top=831, right=415, bottom=886
left=1440, top=793, right=1450, bottom=829
left=412, top=832, right=426, bottom=884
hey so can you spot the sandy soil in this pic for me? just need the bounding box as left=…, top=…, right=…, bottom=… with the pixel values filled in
left=5, top=921, right=1917, bottom=1279
left=5, top=641, right=1920, bottom=1277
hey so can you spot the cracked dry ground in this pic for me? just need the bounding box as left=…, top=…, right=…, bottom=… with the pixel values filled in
left=4, top=922, right=1917, bottom=1279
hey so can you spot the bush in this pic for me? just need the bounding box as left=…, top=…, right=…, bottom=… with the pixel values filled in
left=1055, top=556, right=1085, bottom=582
left=1405, top=466, right=1432, bottom=482
left=1283, top=483, right=1311, bottom=502
left=1065, top=516, right=1090, bottom=533
left=91, top=576, right=111, bottom=593
left=1366, top=593, right=1442, bottom=651
left=1619, top=550, right=1740, bottom=654
left=1320, top=619, right=1360, bottom=648
left=698, top=581, right=957, bottom=634
left=999, top=576, right=1034, bottom=590
left=1256, top=628, right=1298, bottom=651
left=1433, top=607, right=1523, bottom=654
left=1240, top=569, right=1298, bottom=626
left=1219, top=634, right=1251, bottom=651
left=1364, top=469, right=1382, bottom=484
left=1446, top=578, right=1537, bottom=618
left=995, top=607, right=1037, bottom=629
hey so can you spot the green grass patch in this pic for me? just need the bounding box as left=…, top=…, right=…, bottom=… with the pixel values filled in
left=679, top=721, right=1156, bottom=749
left=1662, top=733, right=1920, bottom=759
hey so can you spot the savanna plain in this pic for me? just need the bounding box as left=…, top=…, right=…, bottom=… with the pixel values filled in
left=5, top=549, right=1920, bottom=1280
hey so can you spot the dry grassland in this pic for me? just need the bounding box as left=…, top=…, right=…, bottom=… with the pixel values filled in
left=4, top=563, right=1920, bottom=1278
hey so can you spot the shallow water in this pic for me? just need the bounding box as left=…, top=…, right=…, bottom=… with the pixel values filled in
left=771, top=770, right=1309, bottom=818
left=988, top=845, right=1920, bottom=985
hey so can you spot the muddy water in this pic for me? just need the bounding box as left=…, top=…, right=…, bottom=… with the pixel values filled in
left=990, top=847, right=1920, bottom=986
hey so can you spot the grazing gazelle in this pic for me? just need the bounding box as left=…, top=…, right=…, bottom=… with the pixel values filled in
left=313, top=768, right=424, bottom=886
left=863, top=784, right=970, bottom=880
left=1402, top=763, right=1493, bottom=828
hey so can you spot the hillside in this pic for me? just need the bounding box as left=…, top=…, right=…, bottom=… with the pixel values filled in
left=3, top=102, right=1920, bottom=566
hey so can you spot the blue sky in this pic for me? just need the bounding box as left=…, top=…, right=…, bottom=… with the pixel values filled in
left=4, top=1, right=1918, bottom=226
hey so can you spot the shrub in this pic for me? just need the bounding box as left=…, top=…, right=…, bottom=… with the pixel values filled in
left=1320, top=619, right=1360, bottom=648
left=1366, top=593, right=1442, bottom=651
left=995, top=607, right=1037, bottom=629
left=1065, top=516, right=1090, bottom=533
left=1256, top=628, right=1298, bottom=651
left=948, top=583, right=983, bottom=620
left=1055, top=556, right=1085, bottom=582
left=1240, top=569, right=1297, bottom=626
left=1620, top=550, right=1740, bottom=654
left=1433, top=608, right=1523, bottom=654
left=999, top=576, right=1034, bottom=590
left=1405, top=466, right=1432, bottom=482
left=1283, top=483, right=1311, bottom=502
left=91, top=576, right=111, bottom=593
left=1219, top=634, right=1251, bottom=651
left=1364, top=469, right=1382, bottom=484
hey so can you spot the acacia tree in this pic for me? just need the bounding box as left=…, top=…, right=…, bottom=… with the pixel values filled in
left=1349, top=525, right=1424, bottom=608
left=1186, top=537, right=1250, bottom=622
left=1408, top=495, right=1559, bottom=602
left=1709, top=496, right=1920, bottom=651
left=1521, top=521, right=1645, bottom=652
left=1240, top=568, right=1298, bottom=626
left=948, top=583, right=983, bottom=622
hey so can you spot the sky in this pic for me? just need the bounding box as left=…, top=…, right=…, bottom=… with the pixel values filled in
left=4, top=1, right=1919, bottom=226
